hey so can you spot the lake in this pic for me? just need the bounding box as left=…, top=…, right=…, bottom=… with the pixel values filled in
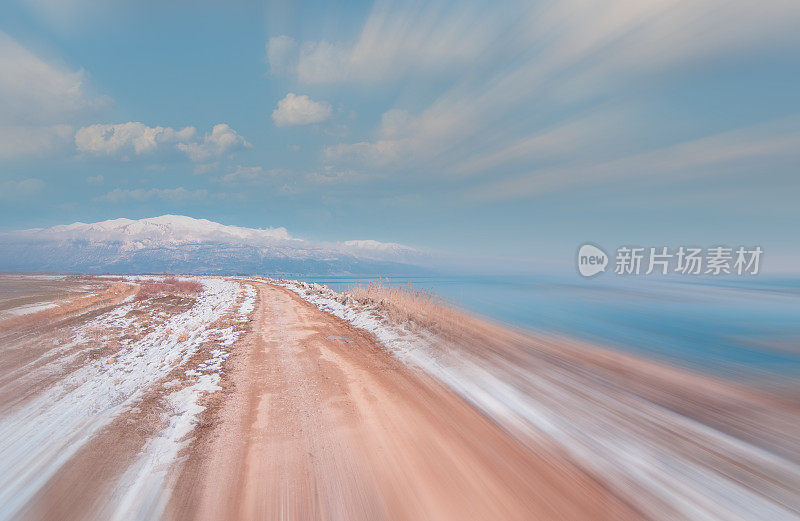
left=297, top=274, right=800, bottom=382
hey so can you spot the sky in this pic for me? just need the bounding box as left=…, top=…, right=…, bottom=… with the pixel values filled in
left=1, top=0, right=799, bottom=272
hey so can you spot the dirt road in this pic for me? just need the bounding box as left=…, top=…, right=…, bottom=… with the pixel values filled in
left=4, top=276, right=796, bottom=520
left=166, top=282, right=638, bottom=521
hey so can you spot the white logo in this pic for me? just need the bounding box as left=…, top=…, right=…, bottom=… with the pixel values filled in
left=578, top=244, right=608, bottom=277
left=576, top=244, right=762, bottom=277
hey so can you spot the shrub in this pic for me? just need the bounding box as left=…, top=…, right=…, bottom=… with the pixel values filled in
left=135, top=277, right=204, bottom=301
left=346, top=282, right=462, bottom=331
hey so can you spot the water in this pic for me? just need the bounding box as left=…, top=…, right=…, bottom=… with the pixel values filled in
left=297, top=274, right=800, bottom=380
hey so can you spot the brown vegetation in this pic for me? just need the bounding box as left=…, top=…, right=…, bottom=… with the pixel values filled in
left=0, top=282, right=137, bottom=330
left=135, top=277, right=204, bottom=301
left=346, top=282, right=467, bottom=332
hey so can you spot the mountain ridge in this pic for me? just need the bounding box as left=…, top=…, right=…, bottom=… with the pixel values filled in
left=0, top=215, right=430, bottom=275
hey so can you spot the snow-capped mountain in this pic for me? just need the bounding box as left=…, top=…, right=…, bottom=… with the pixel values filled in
left=35, top=215, right=295, bottom=247
left=0, top=215, right=430, bottom=275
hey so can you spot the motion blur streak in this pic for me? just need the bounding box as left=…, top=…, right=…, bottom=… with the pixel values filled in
left=288, top=280, right=800, bottom=521
left=1, top=275, right=798, bottom=520
left=0, top=276, right=253, bottom=521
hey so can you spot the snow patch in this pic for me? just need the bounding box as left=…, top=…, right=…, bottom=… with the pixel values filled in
left=0, top=277, right=256, bottom=520
left=2, top=301, right=58, bottom=317
left=105, top=281, right=255, bottom=521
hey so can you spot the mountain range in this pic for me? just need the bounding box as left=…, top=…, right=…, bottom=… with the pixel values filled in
left=0, top=215, right=432, bottom=275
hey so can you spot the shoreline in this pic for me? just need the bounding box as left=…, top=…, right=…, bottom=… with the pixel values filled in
left=286, top=274, right=800, bottom=391
left=278, top=278, right=800, bottom=520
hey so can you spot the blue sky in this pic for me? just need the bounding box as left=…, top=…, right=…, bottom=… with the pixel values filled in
left=1, top=0, right=799, bottom=271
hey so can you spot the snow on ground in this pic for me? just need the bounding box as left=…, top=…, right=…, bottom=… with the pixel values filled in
left=279, top=279, right=800, bottom=521
left=237, top=283, right=257, bottom=320
left=0, top=277, right=257, bottom=521
left=2, top=301, right=59, bottom=317
left=0, top=300, right=141, bottom=402
left=105, top=280, right=256, bottom=521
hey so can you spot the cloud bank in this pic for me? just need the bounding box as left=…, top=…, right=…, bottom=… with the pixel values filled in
left=0, top=31, right=109, bottom=158
left=75, top=122, right=249, bottom=162
left=266, top=2, right=494, bottom=84
left=290, top=0, right=800, bottom=198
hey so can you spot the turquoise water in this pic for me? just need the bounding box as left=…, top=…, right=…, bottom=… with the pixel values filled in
left=297, top=275, right=800, bottom=379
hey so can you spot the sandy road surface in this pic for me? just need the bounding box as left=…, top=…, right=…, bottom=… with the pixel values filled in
left=3, top=276, right=797, bottom=520
left=167, top=282, right=638, bottom=521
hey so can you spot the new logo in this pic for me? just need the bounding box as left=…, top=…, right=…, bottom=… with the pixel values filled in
left=577, top=244, right=608, bottom=277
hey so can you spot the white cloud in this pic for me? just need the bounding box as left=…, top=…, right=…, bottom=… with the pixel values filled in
left=85, top=174, right=104, bottom=184
left=294, top=41, right=348, bottom=84
left=93, top=187, right=208, bottom=203
left=176, top=124, right=250, bottom=162
left=0, top=178, right=45, bottom=198
left=75, top=122, right=248, bottom=163
left=465, top=119, right=800, bottom=201
left=379, top=109, right=410, bottom=138
left=0, top=31, right=108, bottom=125
left=271, top=93, right=332, bottom=127
left=75, top=122, right=196, bottom=158
left=324, top=139, right=407, bottom=168
left=0, top=32, right=248, bottom=165
left=268, top=2, right=495, bottom=84
left=323, top=107, right=418, bottom=167
left=321, top=0, right=800, bottom=179
left=266, top=35, right=297, bottom=74
left=0, top=31, right=109, bottom=159
left=447, top=110, right=630, bottom=176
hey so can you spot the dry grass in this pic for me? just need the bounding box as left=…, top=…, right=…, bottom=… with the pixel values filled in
left=1, top=282, right=137, bottom=330
left=67, top=275, right=126, bottom=282
left=134, top=277, right=203, bottom=301
left=346, top=282, right=465, bottom=332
